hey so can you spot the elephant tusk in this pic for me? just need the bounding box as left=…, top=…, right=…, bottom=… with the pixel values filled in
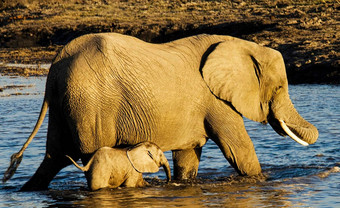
left=279, top=120, right=309, bottom=146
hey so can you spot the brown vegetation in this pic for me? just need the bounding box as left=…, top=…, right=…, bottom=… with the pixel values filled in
left=0, top=0, right=339, bottom=83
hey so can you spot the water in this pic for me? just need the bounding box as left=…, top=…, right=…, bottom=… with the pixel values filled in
left=0, top=75, right=339, bottom=207
left=0, top=62, right=51, bottom=70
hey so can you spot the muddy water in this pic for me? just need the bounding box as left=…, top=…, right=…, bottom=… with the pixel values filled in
left=0, top=75, right=339, bottom=207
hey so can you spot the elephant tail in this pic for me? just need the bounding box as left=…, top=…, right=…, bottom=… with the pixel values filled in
left=2, top=98, right=49, bottom=183
left=66, top=155, right=91, bottom=172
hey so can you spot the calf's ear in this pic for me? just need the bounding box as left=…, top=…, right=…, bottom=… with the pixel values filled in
left=127, top=144, right=159, bottom=173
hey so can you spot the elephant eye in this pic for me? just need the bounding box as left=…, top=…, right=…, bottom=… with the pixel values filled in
left=147, top=151, right=154, bottom=160
left=273, top=85, right=283, bottom=95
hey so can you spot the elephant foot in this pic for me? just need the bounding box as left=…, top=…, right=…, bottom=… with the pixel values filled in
left=20, top=178, right=50, bottom=191
left=173, top=167, right=198, bottom=181
left=20, top=154, right=72, bottom=191
left=172, top=148, right=202, bottom=180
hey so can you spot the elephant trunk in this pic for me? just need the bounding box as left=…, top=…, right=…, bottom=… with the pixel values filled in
left=161, top=156, right=171, bottom=182
left=279, top=119, right=318, bottom=146
left=269, top=92, right=318, bottom=145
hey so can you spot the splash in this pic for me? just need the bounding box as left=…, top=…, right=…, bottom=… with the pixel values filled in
left=317, top=166, right=340, bottom=178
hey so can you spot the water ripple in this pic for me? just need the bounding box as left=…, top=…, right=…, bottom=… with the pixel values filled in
left=0, top=77, right=339, bottom=207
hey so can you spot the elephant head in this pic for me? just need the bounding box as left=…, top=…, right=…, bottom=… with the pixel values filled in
left=201, top=39, right=318, bottom=145
left=127, top=142, right=171, bottom=182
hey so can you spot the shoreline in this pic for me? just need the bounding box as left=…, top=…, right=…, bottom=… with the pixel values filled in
left=0, top=0, right=338, bottom=84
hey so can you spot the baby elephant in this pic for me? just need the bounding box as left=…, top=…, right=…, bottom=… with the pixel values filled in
left=66, top=142, right=171, bottom=191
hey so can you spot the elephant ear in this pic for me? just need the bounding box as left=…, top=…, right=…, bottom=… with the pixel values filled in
left=201, top=39, right=277, bottom=122
left=127, top=144, right=159, bottom=173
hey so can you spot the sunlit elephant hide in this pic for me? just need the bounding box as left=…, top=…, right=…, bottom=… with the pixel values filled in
left=66, top=142, right=171, bottom=191
left=3, top=33, right=318, bottom=191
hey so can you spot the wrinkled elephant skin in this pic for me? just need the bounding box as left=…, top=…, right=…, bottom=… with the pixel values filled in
left=3, top=33, right=318, bottom=190
left=67, top=142, right=171, bottom=191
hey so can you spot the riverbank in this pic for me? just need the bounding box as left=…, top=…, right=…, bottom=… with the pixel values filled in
left=0, top=0, right=338, bottom=83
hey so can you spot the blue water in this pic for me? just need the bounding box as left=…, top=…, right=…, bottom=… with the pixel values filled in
left=0, top=76, right=339, bottom=207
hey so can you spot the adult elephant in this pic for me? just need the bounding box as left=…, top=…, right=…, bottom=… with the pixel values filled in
left=3, top=33, right=318, bottom=190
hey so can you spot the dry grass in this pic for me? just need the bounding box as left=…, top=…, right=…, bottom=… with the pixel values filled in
left=1, top=0, right=337, bottom=42
left=0, top=0, right=338, bottom=83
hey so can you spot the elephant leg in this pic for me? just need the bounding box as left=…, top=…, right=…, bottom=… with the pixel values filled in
left=172, top=147, right=202, bottom=180
left=21, top=107, right=77, bottom=191
left=123, top=173, right=146, bottom=188
left=206, top=104, right=262, bottom=176
left=20, top=155, right=72, bottom=191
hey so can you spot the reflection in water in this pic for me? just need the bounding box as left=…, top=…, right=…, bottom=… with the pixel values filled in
left=0, top=77, right=339, bottom=207
left=46, top=181, right=297, bottom=208
left=47, top=168, right=339, bottom=208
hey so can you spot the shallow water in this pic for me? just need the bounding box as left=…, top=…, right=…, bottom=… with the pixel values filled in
left=0, top=62, right=51, bottom=70
left=0, top=75, right=339, bottom=207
